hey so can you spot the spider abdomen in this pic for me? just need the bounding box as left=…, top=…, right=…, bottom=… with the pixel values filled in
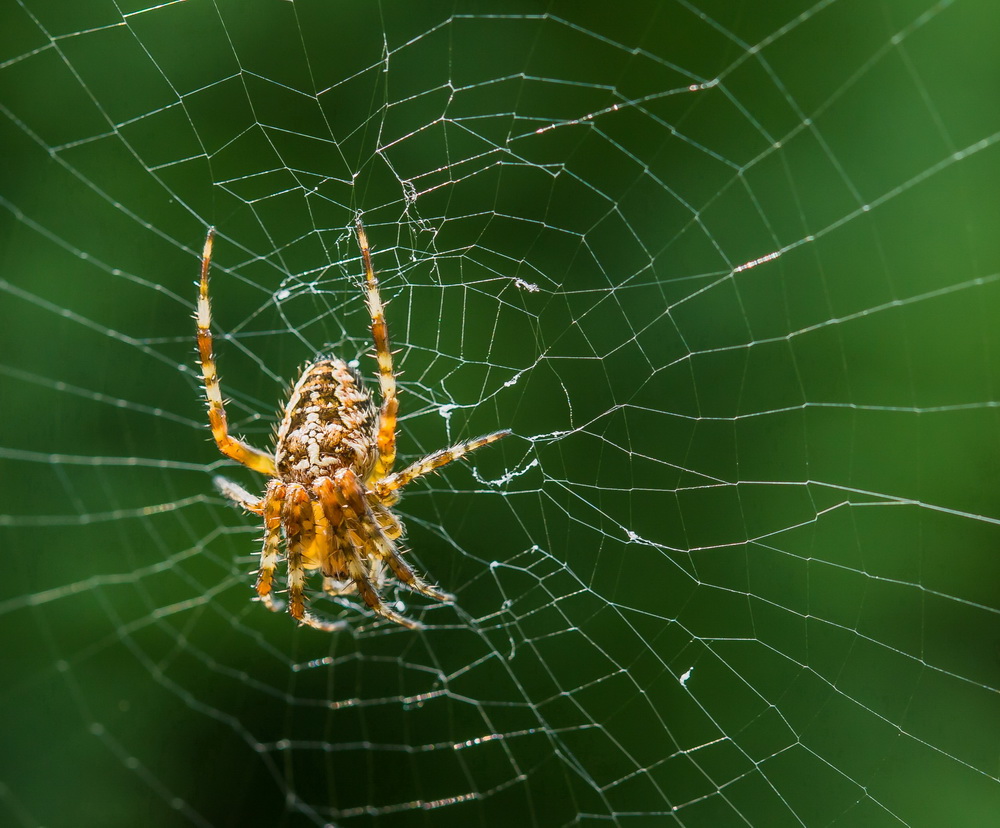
left=274, top=359, right=378, bottom=484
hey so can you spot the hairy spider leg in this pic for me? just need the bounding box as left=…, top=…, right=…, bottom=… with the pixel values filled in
left=256, top=481, right=285, bottom=613
left=315, top=477, right=420, bottom=629
left=197, top=227, right=277, bottom=476
left=283, top=484, right=346, bottom=631
left=213, top=475, right=264, bottom=515
left=374, top=429, right=512, bottom=499
left=356, top=221, right=398, bottom=481
left=308, top=493, right=363, bottom=598
left=312, top=478, right=357, bottom=594
left=339, top=468, right=455, bottom=604
left=372, top=507, right=403, bottom=540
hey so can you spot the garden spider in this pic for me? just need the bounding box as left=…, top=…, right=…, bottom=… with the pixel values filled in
left=197, top=221, right=510, bottom=630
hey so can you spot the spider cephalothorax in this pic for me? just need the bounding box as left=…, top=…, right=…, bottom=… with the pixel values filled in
left=197, top=221, right=509, bottom=630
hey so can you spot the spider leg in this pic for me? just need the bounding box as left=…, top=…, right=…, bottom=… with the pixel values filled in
left=341, top=468, right=454, bottom=603
left=374, top=509, right=403, bottom=540
left=213, top=475, right=264, bottom=515
left=373, top=429, right=511, bottom=499
left=322, top=575, right=358, bottom=595
left=316, top=474, right=424, bottom=629
left=196, top=228, right=277, bottom=476
left=311, top=478, right=357, bottom=594
left=283, top=483, right=346, bottom=632
left=379, top=532, right=455, bottom=604
left=356, top=221, right=398, bottom=480
left=255, top=481, right=285, bottom=613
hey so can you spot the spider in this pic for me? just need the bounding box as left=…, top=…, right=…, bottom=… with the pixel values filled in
left=196, top=221, right=510, bottom=630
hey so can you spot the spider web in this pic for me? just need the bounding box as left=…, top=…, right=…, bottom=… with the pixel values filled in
left=1, top=1, right=998, bottom=825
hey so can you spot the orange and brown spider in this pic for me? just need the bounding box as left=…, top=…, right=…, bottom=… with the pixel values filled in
left=196, top=221, right=509, bottom=630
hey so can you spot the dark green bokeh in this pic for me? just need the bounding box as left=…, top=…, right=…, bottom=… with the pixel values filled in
left=2, top=1, right=999, bottom=826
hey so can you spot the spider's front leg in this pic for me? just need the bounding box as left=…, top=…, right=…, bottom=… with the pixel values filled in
left=196, top=228, right=277, bottom=476
left=356, top=221, right=399, bottom=480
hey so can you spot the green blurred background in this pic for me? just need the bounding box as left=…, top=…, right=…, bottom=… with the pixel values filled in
left=1, top=1, right=998, bottom=826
